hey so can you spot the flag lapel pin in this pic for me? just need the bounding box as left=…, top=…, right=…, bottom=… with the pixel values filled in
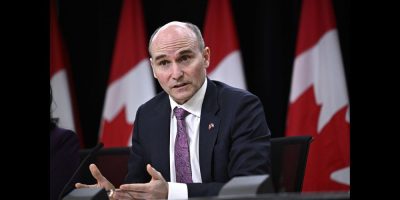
left=208, top=123, right=215, bottom=131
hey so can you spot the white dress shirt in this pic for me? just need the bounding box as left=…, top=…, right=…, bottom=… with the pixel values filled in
left=167, top=78, right=207, bottom=199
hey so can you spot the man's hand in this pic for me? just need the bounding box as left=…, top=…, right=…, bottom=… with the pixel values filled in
left=112, top=164, right=168, bottom=200
left=75, top=164, right=115, bottom=191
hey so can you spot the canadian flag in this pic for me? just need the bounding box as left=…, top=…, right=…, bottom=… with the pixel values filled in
left=50, top=0, right=83, bottom=147
left=286, top=0, right=350, bottom=191
left=203, top=0, right=246, bottom=90
left=99, top=0, right=155, bottom=147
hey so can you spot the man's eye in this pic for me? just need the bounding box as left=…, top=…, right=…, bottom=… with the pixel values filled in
left=159, top=60, right=168, bottom=66
left=180, top=55, right=191, bottom=62
left=184, top=55, right=193, bottom=60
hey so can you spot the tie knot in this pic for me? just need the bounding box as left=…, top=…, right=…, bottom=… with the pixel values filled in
left=174, top=107, right=189, bottom=120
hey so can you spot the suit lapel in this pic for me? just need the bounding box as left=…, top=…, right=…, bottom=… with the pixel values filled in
left=199, top=80, right=220, bottom=182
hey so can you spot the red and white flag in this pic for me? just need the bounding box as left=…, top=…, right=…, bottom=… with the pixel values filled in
left=99, top=0, right=155, bottom=147
left=50, top=0, right=83, bottom=147
left=286, top=0, right=350, bottom=191
left=203, top=0, right=246, bottom=90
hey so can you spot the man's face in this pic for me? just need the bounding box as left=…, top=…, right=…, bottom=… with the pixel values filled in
left=150, top=24, right=210, bottom=104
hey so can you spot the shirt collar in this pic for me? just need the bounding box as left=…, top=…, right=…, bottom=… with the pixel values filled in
left=169, top=78, right=207, bottom=118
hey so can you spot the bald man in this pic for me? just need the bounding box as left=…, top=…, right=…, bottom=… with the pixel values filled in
left=76, top=21, right=271, bottom=199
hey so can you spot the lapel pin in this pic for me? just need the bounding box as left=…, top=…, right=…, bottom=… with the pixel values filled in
left=208, top=123, right=215, bottom=130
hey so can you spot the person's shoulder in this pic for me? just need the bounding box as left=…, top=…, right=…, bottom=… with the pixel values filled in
left=212, top=80, right=257, bottom=98
left=50, top=126, right=79, bottom=149
left=138, top=90, right=169, bottom=110
left=51, top=126, right=76, bottom=137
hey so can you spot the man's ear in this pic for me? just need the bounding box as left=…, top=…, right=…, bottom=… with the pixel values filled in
left=203, top=47, right=210, bottom=68
left=149, top=58, right=157, bottom=78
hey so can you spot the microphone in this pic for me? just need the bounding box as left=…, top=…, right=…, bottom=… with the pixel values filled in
left=58, top=142, right=104, bottom=200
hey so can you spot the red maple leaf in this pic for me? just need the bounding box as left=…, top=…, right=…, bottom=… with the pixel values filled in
left=287, top=86, right=350, bottom=191
left=100, top=106, right=133, bottom=147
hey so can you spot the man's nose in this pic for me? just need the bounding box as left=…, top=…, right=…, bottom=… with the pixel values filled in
left=171, top=63, right=183, bottom=80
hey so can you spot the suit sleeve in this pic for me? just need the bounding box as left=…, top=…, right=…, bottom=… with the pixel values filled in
left=187, top=93, right=271, bottom=197
left=228, top=93, right=271, bottom=177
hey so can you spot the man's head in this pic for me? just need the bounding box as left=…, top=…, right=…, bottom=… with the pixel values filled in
left=148, top=21, right=210, bottom=105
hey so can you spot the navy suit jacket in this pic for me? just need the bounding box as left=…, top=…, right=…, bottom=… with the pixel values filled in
left=125, top=79, right=271, bottom=197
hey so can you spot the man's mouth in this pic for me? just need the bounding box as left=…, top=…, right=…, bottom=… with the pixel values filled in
left=173, top=83, right=188, bottom=88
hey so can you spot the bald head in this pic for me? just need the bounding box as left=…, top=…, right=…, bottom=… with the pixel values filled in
left=148, top=21, right=205, bottom=58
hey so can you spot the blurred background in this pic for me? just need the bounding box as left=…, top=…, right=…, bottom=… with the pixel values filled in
left=53, top=0, right=350, bottom=148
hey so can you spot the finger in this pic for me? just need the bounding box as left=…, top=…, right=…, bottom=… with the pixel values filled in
left=75, top=183, right=88, bottom=189
left=146, top=164, right=164, bottom=181
left=88, top=164, right=115, bottom=190
left=120, top=183, right=148, bottom=192
left=114, top=189, right=145, bottom=200
left=127, top=191, right=147, bottom=200
left=75, top=182, right=98, bottom=189
left=89, top=164, right=105, bottom=181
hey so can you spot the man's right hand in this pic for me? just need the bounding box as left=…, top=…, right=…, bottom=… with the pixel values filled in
left=75, top=163, right=115, bottom=191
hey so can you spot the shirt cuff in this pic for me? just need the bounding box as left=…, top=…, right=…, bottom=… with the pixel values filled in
left=167, top=182, right=188, bottom=199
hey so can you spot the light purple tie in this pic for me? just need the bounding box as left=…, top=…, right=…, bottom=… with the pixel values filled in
left=174, top=107, right=193, bottom=183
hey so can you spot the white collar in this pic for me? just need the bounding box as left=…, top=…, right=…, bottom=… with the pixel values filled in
left=169, top=78, right=207, bottom=118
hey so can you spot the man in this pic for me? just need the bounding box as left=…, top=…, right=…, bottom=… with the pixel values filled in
left=76, top=21, right=271, bottom=199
